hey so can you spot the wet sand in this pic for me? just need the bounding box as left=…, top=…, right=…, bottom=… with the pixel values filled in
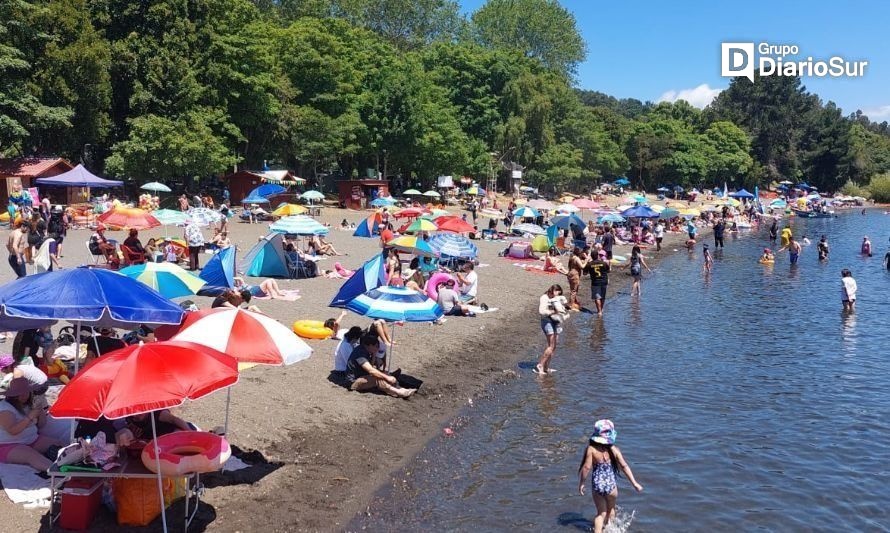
left=0, top=200, right=694, bottom=531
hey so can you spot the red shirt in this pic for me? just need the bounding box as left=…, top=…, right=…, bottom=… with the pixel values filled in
left=380, top=228, right=394, bottom=246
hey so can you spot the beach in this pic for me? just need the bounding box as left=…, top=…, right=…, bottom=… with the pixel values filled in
left=0, top=202, right=689, bottom=532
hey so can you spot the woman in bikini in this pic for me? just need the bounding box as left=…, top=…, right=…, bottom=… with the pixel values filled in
left=578, top=419, right=644, bottom=533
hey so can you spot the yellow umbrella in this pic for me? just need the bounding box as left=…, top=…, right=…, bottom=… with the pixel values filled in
left=723, top=198, right=741, bottom=207
left=679, top=208, right=701, bottom=217
left=272, top=204, right=308, bottom=216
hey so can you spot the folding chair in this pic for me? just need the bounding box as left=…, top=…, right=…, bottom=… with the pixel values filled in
left=86, top=241, right=103, bottom=265
left=121, top=245, right=146, bottom=266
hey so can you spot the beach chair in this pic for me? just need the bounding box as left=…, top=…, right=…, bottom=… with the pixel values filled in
left=121, top=245, right=146, bottom=266
left=86, top=240, right=103, bottom=265
left=555, top=236, right=572, bottom=255
left=286, top=252, right=315, bottom=279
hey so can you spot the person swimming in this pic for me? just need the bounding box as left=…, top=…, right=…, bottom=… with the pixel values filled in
left=760, top=248, right=775, bottom=262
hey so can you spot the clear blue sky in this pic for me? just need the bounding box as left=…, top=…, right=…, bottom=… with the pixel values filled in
left=459, top=0, right=890, bottom=120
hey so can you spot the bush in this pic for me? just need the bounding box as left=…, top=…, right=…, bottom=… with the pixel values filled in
left=868, top=173, right=890, bottom=203
left=839, top=179, right=870, bottom=198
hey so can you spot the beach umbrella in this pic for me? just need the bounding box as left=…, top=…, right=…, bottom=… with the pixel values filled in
left=270, top=215, right=329, bottom=236
left=729, top=188, right=755, bottom=199
left=428, top=234, right=478, bottom=259
left=659, top=208, right=681, bottom=219
left=402, top=189, right=422, bottom=195
left=598, top=213, right=626, bottom=224
left=345, top=286, right=443, bottom=371
left=649, top=205, right=666, bottom=213
left=556, top=203, right=580, bottom=213
left=387, top=236, right=438, bottom=257
left=301, top=190, right=325, bottom=202
left=551, top=214, right=586, bottom=229
left=613, top=177, right=630, bottom=186
left=778, top=180, right=793, bottom=185
left=512, top=223, right=546, bottom=235
left=242, top=192, right=271, bottom=205
left=527, top=199, right=555, bottom=210
left=253, top=183, right=286, bottom=197
left=722, top=198, right=741, bottom=207
left=479, top=208, right=504, bottom=219
left=97, top=207, right=160, bottom=230
left=435, top=217, right=475, bottom=233
left=769, top=199, right=788, bottom=208
left=186, top=207, right=224, bottom=227
left=406, top=218, right=438, bottom=233
left=119, top=262, right=207, bottom=299
left=50, top=340, right=238, bottom=533
left=679, top=208, right=701, bottom=217
left=466, top=186, right=486, bottom=196
left=513, top=206, right=540, bottom=218
left=572, top=198, right=599, bottom=209
left=151, top=209, right=188, bottom=226
left=141, top=182, right=172, bottom=193
left=370, top=197, right=396, bottom=207
left=330, top=253, right=387, bottom=308
left=394, top=207, right=425, bottom=219
left=428, top=208, right=450, bottom=218
left=620, top=205, right=660, bottom=218
left=422, top=190, right=441, bottom=198
left=656, top=186, right=671, bottom=193
left=272, top=203, right=308, bottom=217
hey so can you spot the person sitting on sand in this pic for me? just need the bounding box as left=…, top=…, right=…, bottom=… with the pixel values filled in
left=324, top=311, right=349, bottom=340
left=309, top=235, right=342, bottom=256
left=0, top=378, right=68, bottom=471
left=145, top=238, right=162, bottom=262
left=339, top=218, right=350, bottom=230
left=333, top=326, right=363, bottom=374
left=455, top=262, right=478, bottom=305
left=212, top=289, right=262, bottom=313
left=437, top=279, right=474, bottom=317
left=345, top=335, right=416, bottom=399
left=403, top=267, right=425, bottom=293
left=233, top=276, right=286, bottom=299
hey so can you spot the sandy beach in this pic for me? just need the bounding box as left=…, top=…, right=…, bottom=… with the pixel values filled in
left=0, top=199, right=693, bottom=532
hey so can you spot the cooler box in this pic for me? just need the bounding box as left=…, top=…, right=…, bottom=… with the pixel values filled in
left=59, top=478, right=103, bottom=530
left=508, top=242, right=533, bottom=259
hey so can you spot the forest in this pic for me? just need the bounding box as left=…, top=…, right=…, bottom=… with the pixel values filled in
left=2, top=0, right=890, bottom=199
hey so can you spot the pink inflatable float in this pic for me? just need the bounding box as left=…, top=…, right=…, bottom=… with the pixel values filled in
left=425, top=272, right=453, bottom=300
left=142, top=431, right=231, bottom=476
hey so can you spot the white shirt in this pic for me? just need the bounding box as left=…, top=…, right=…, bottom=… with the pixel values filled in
left=654, top=224, right=665, bottom=238
left=333, top=338, right=354, bottom=372
left=461, top=271, right=478, bottom=297
left=0, top=402, right=38, bottom=445
left=842, top=277, right=857, bottom=301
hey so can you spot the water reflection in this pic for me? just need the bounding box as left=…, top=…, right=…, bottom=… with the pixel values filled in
left=841, top=310, right=857, bottom=357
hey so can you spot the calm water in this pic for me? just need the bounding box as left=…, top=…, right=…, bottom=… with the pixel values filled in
left=353, top=211, right=890, bottom=532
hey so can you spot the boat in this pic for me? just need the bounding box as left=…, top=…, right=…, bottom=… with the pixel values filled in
left=791, top=208, right=833, bottom=219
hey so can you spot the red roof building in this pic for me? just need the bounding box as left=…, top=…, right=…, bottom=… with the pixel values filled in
left=0, top=157, right=74, bottom=206
left=224, top=169, right=303, bottom=204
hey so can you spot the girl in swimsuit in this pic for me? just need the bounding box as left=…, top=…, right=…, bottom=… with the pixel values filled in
left=578, top=419, right=643, bottom=533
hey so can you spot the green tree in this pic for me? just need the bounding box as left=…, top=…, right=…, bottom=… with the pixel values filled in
left=703, top=121, right=753, bottom=185
left=471, top=0, right=586, bottom=77
left=334, top=0, right=462, bottom=49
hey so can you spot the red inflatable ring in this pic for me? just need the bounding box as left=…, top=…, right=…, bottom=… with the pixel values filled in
left=141, top=431, right=231, bottom=476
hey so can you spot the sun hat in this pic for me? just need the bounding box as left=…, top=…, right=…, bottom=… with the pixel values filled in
left=3, top=377, right=33, bottom=397
left=590, top=419, right=617, bottom=445
left=764, top=248, right=771, bottom=253
left=0, top=355, right=14, bottom=369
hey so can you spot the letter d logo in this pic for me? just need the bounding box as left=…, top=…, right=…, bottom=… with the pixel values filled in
left=721, top=42, right=755, bottom=82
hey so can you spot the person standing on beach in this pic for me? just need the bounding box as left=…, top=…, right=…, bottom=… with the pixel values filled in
left=6, top=222, right=28, bottom=278
left=686, top=218, right=697, bottom=241
left=566, top=248, right=588, bottom=311
left=537, top=284, right=567, bottom=374
left=601, top=227, right=614, bottom=260
left=578, top=419, right=643, bottom=533
left=817, top=235, right=830, bottom=261
left=653, top=220, right=664, bottom=251
left=841, top=269, right=857, bottom=311
left=588, top=251, right=611, bottom=315
left=769, top=219, right=778, bottom=244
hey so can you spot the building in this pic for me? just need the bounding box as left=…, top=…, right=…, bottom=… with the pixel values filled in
left=0, top=157, right=74, bottom=206
left=224, top=170, right=302, bottom=204
left=335, top=179, right=390, bottom=210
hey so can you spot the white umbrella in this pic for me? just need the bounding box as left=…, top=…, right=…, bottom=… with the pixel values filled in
left=141, top=182, right=172, bottom=193
left=422, top=190, right=441, bottom=198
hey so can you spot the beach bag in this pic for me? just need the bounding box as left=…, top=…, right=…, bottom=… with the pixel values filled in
left=507, top=242, right=533, bottom=259
left=113, top=477, right=182, bottom=526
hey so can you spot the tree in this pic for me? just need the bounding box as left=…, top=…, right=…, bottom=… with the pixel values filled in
left=471, top=0, right=586, bottom=77
left=703, top=121, right=753, bottom=185
left=334, top=0, right=462, bottom=49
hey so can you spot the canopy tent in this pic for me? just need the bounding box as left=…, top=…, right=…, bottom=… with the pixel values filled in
left=329, top=253, right=386, bottom=308
left=729, top=188, right=755, bottom=199
left=198, top=246, right=237, bottom=296
left=353, top=212, right=382, bottom=238
left=240, top=233, right=289, bottom=278
left=613, top=177, right=630, bottom=186
left=35, top=164, right=122, bottom=187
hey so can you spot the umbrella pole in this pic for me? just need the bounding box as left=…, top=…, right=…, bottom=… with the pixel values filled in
left=151, top=414, right=169, bottom=533
left=387, top=322, right=396, bottom=373
left=70, top=322, right=81, bottom=442
left=221, top=387, right=231, bottom=473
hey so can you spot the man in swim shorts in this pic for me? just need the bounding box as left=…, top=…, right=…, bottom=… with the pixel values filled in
left=588, top=251, right=611, bottom=316
left=788, top=236, right=801, bottom=265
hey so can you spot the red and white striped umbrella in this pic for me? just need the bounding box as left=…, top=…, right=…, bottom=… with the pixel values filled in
left=171, top=308, right=312, bottom=366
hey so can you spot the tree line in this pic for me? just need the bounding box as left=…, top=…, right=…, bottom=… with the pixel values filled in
left=2, top=0, right=890, bottom=198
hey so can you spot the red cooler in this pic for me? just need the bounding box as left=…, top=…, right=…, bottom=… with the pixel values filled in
left=59, top=478, right=103, bottom=530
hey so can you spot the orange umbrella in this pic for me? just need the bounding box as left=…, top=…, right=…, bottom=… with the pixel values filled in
left=97, top=207, right=160, bottom=230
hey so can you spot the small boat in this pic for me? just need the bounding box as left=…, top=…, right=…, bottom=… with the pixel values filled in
left=791, top=208, right=833, bottom=219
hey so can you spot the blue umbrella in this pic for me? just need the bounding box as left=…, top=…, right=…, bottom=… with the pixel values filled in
left=620, top=205, right=660, bottom=218
left=599, top=213, right=626, bottom=224
left=729, top=188, right=755, bottom=199
left=550, top=214, right=585, bottom=229
left=613, top=177, right=630, bottom=186
left=330, top=253, right=386, bottom=308
left=270, top=215, right=329, bottom=236
left=253, top=183, right=286, bottom=197
left=512, top=206, right=540, bottom=218
left=241, top=192, right=271, bottom=204
left=428, top=234, right=478, bottom=259
left=345, top=286, right=443, bottom=370
left=370, top=197, right=396, bottom=207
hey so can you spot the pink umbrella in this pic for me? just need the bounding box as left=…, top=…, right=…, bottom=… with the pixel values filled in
left=572, top=198, right=600, bottom=209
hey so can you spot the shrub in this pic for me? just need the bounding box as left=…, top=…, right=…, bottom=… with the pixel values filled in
left=868, top=173, right=890, bottom=203
left=839, top=179, right=870, bottom=198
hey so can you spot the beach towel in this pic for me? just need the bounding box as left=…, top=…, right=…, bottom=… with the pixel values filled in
left=252, top=289, right=301, bottom=301
left=0, top=464, right=51, bottom=507
left=467, top=305, right=498, bottom=314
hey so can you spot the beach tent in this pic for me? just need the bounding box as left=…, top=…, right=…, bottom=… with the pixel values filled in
left=240, top=233, right=289, bottom=278
left=198, top=247, right=236, bottom=296
left=329, top=253, right=386, bottom=308
left=353, top=212, right=383, bottom=238
left=35, top=164, right=123, bottom=187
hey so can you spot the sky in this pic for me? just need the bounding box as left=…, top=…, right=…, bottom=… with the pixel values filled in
left=459, top=0, right=890, bottom=120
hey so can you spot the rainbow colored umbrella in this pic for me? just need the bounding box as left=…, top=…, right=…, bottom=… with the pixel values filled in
left=406, top=218, right=438, bottom=233
left=386, top=236, right=438, bottom=257
left=119, top=262, right=207, bottom=299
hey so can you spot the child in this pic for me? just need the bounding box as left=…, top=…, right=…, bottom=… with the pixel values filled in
left=703, top=243, right=713, bottom=272
left=760, top=248, right=775, bottom=262
left=163, top=238, right=178, bottom=263
left=578, top=420, right=643, bottom=533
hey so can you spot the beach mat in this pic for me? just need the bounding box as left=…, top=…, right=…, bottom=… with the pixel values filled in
left=253, top=289, right=301, bottom=301
left=0, top=464, right=51, bottom=508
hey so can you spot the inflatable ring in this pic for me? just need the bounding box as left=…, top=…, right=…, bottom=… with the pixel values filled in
left=292, top=320, right=333, bottom=340
left=425, top=272, right=453, bottom=300
left=759, top=259, right=775, bottom=265
left=141, top=431, right=231, bottom=476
